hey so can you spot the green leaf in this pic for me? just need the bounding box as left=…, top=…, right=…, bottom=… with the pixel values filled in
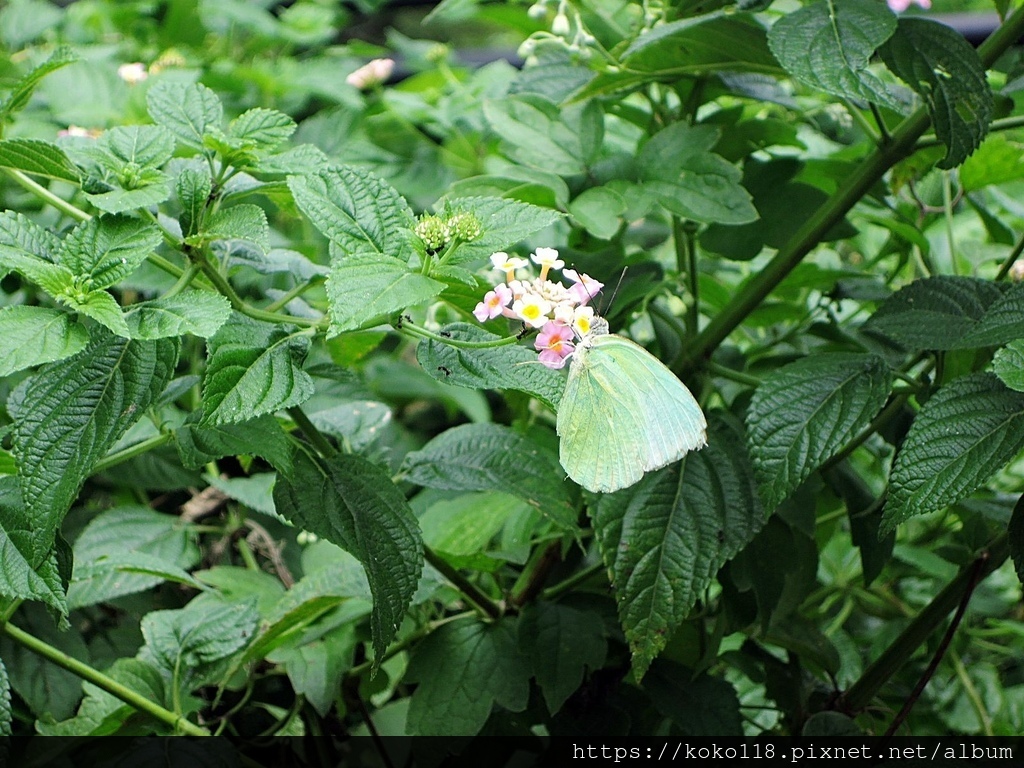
left=0, top=138, right=80, bottom=182
left=0, top=306, right=89, bottom=376
left=0, top=45, right=76, bottom=122
left=201, top=317, right=314, bottom=425
left=307, top=401, right=392, bottom=453
left=994, top=340, right=1024, bottom=393
left=195, top=204, right=270, bottom=254
left=438, top=196, right=564, bottom=265
left=568, top=187, right=625, bottom=240
left=639, top=123, right=757, bottom=225
left=67, top=505, right=201, bottom=609
left=175, top=415, right=294, bottom=477
left=416, top=323, right=564, bottom=411
left=880, top=18, right=992, bottom=169
left=86, top=184, right=171, bottom=215
left=864, top=276, right=1016, bottom=350
left=884, top=373, right=1024, bottom=532
left=229, top=108, right=296, bottom=151
left=747, top=353, right=894, bottom=511
left=518, top=602, right=606, bottom=714
left=105, top=125, right=176, bottom=169
left=592, top=415, right=766, bottom=678
left=61, top=288, right=131, bottom=337
left=288, top=166, right=416, bottom=258
left=0, top=478, right=66, bottom=611
left=273, top=450, right=424, bottom=664
left=643, top=660, right=743, bottom=736
left=405, top=616, right=530, bottom=735
left=767, top=0, right=898, bottom=107
left=0, top=655, right=10, bottom=737
left=267, top=623, right=357, bottom=717
left=483, top=97, right=587, bottom=176
left=325, top=253, right=443, bottom=335
left=402, top=423, right=577, bottom=530
left=58, top=215, right=163, bottom=289
left=960, top=135, right=1024, bottom=192
left=9, top=331, right=179, bottom=555
left=0, top=210, right=62, bottom=262
left=124, top=290, right=232, bottom=340
left=146, top=81, right=224, bottom=150
left=1010, top=493, right=1024, bottom=586
left=176, top=165, right=213, bottom=238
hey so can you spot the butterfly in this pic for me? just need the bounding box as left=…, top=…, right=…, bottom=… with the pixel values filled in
left=556, top=317, right=707, bottom=493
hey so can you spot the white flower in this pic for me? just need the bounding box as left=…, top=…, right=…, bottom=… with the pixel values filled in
left=346, top=58, right=394, bottom=89
left=572, top=306, right=595, bottom=336
left=491, top=251, right=529, bottom=282
left=513, top=293, right=553, bottom=328
left=531, top=247, right=564, bottom=281
left=117, top=62, right=148, bottom=85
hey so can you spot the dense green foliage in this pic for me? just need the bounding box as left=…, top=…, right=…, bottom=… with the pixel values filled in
left=0, top=0, right=1023, bottom=742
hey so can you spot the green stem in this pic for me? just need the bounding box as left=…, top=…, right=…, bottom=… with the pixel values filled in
left=347, top=611, right=474, bottom=679
left=943, top=172, right=957, bottom=275
left=400, top=320, right=522, bottom=349
left=675, top=5, right=1024, bottom=371
left=265, top=277, right=323, bottom=312
left=0, top=619, right=209, bottom=735
left=424, top=548, right=502, bottom=619
left=2, top=169, right=90, bottom=221
left=819, top=391, right=913, bottom=475
left=540, top=560, right=605, bottom=601
left=995, top=231, right=1024, bottom=281
left=838, top=532, right=1008, bottom=714
left=93, top=432, right=172, bottom=474
left=287, top=406, right=338, bottom=458
left=673, top=217, right=699, bottom=335
left=844, top=99, right=881, bottom=145
left=197, top=258, right=323, bottom=328
left=916, top=115, right=1024, bottom=150
left=163, top=263, right=201, bottom=299
left=705, top=360, right=761, bottom=388
left=868, top=102, right=892, bottom=144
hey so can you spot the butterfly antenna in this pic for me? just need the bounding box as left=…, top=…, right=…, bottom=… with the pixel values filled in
left=601, top=266, right=628, bottom=317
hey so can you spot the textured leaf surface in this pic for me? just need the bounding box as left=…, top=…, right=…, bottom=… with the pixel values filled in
left=402, top=423, right=577, bottom=529
left=0, top=656, right=10, bottom=737
left=177, top=165, right=212, bottom=238
left=518, top=602, right=606, bottom=714
left=288, top=166, right=416, bottom=258
left=201, top=317, right=314, bottom=425
left=1010, top=493, right=1024, bottom=586
left=273, top=450, right=423, bottom=663
left=146, top=81, right=224, bottom=149
left=0, top=138, right=79, bottom=181
left=417, top=323, right=564, bottom=410
left=747, top=353, right=893, bottom=511
left=124, top=290, right=232, bottom=339
left=325, top=253, right=443, bottom=335
left=880, top=18, right=991, bottom=169
left=439, top=196, right=564, bottom=264
left=104, top=124, right=176, bottom=168
left=10, top=332, right=178, bottom=555
left=0, top=45, right=76, bottom=121
left=644, top=660, right=743, bottom=736
left=405, top=616, right=530, bottom=735
left=768, top=0, right=897, bottom=106
left=483, top=98, right=586, bottom=176
left=0, top=306, right=89, bottom=376
left=175, top=415, right=294, bottom=477
left=639, top=123, right=757, bottom=225
left=200, top=204, right=270, bottom=253
left=0, top=478, right=66, bottom=611
left=864, top=277, right=1013, bottom=350
left=884, top=373, right=1024, bottom=531
left=86, top=184, right=170, bottom=215
left=229, top=108, right=296, bottom=150
left=57, top=215, right=163, bottom=289
left=592, top=416, right=765, bottom=678
left=0, top=210, right=62, bottom=261
left=994, top=340, right=1024, bottom=393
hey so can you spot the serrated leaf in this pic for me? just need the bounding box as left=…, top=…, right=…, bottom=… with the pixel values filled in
left=124, top=290, right=232, bottom=340
left=865, top=276, right=1011, bottom=350
left=198, top=204, right=270, bottom=253
left=438, top=196, right=564, bottom=265
left=0, top=210, right=62, bottom=262
left=67, top=505, right=201, bottom=609
left=0, top=138, right=79, bottom=181
left=201, top=317, right=314, bottom=425
left=0, top=45, right=76, bottom=122
left=639, top=123, right=757, bottom=225
left=273, top=450, right=423, bottom=665
left=994, top=340, right=1024, bottom=393
left=229, top=108, right=296, bottom=151
left=961, top=135, right=1024, bottom=192
left=0, top=655, right=10, bottom=737
left=880, top=18, right=992, bottom=169
left=175, top=415, right=294, bottom=477
left=416, top=323, right=564, bottom=411
left=254, top=144, right=329, bottom=176
left=307, top=401, right=392, bottom=452
left=58, top=215, right=163, bottom=289
left=747, top=353, right=893, bottom=511
left=568, top=187, right=625, bottom=240
left=177, top=165, right=213, bottom=238
left=518, top=602, right=606, bottom=714
left=624, top=12, right=779, bottom=74
left=402, top=423, right=577, bottom=529
left=60, top=288, right=131, bottom=337
left=86, top=183, right=171, bottom=215
left=146, top=81, right=224, bottom=150
left=643, top=660, right=743, bottom=735
left=105, top=125, right=176, bottom=169
left=288, top=166, right=416, bottom=258
left=325, top=253, right=443, bottom=335
left=0, top=478, right=67, bottom=612
left=0, top=306, right=89, bottom=376
left=267, top=623, right=357, bottom=717
left=592, top=415, right=766, bottom=679
left=1010, top=493, right=1024, bottom=586
left=9, top=331, right=179, bottom=556
left=767, top=0, right=898, bottom=107
left=884, top=373, right=1024, bottom=532
left=483, top=97, right=587, bottom=176
left=405, top=616, right=530, bottom=735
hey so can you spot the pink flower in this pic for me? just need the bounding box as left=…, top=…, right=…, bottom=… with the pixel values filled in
left=563, top=269, right=604, bottom=305
left=535, top=321, right=575, bottom=369
left=346, top=58, right=394, bottom=89
left=473, top=283, right=513, bottom=322
left=886, top=0, right=930, bottom=11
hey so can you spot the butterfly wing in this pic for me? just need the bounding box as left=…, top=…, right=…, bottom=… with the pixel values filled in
left=557, top=334, right=707, bottom=493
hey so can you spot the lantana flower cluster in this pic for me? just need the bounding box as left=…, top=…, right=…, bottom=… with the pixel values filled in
left=473, top=248, right=603, bottom=369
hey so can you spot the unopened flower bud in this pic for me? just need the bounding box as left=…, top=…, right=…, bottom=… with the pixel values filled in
left=446, top=212, right=483, bottom=242
left=416, top=214, right=449, bottom=251
left=551, top=12, right=571, bottom=36
left=1010, top=260, right=1024, bottom=282
left=527, top=2, right=548, bottom=19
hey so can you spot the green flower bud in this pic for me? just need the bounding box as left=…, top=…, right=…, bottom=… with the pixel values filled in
left=446, top=212, right=483, bottom=242
left=415, top=214, right=449, bottom=251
